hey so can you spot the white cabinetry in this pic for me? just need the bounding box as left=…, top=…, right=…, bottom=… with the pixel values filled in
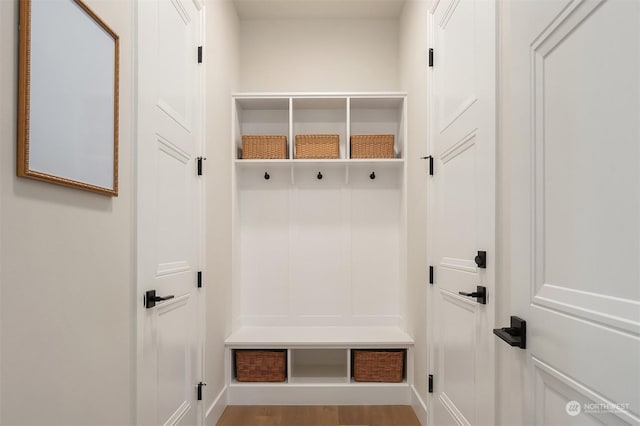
left=227, top=93, right=412, bottom=404
left=233, top=93, right=405, bottom=162
left=225, top=327, right=413, bottom=404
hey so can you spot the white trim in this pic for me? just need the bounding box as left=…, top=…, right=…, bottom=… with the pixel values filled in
left=205, top=386, right=228, bottom=426
left=133, top=0, right=142, bottom=421
left=225, top=326, right=414, bottom=346
left=534, top=284, right=640, bottom=335
left=197, top=4, right=207, bottom=426
left=232, top=91, right=408, bottom=99
left=191, top=0, right=203, bottom=12
left=227, top=383, right=411, bottom=405
left=425, top=7, right=436, bottom=426
left=411, top=385, right=429, bottom=426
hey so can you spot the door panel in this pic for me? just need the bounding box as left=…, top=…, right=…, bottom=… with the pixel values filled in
left=137, top=0, right=203, bottom=425
left=505, top=0, right=640, bottom=424
left=533, top=358, right=636, bottom=426
left=157, top=0, right=196, bottom=129
left=157, top=295, right=196, bottom=425
left=441, top=293, right=477, bottom=420
left=436, top=0, right=477, bottom=136
left=438, top=138, right=478, bottom=275
left=156, top=139, right=195, bottom=272
left=429, top=0, right=496, bottom=425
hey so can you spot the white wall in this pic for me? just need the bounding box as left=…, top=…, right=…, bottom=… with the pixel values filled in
left=399, top=0, right=430, bottom=414
left=239, top=18, right=400, bottom=92
left=204, top=0, right=239, bottom=423
left=0, top=0, right=134, bottom=425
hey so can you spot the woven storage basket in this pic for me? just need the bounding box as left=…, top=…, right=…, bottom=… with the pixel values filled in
left=295, top=134, right=340, bottom=159
left=235, top=350, right=286, bottom=382
left=350, top=134, right=395, bottom=159
left=242, top=135, right=288, bottom=159
left=353, top=350, right=404, bottom=383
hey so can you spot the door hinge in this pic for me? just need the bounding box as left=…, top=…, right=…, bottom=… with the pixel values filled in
left=429, top=266, right=434, bottom=285
left=197, top=382, right=206, bottom=401
left=428, top=48, right=434, bottom=67
left=420, top=155, right=434, bottom=176
left=197, top=156, right=206, bottom=176
left=197, top=271, right=203, bottom=288
left=197, top=46, right=203, bottom=64
left=428, top=374, right=433, bottom=393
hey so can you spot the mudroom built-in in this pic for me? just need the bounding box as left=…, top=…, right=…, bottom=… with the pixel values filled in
left=215, top=0, right=430, bottom=413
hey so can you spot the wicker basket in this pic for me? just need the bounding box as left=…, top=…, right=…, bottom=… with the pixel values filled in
left=350, top=134, right=395, bottom=159
left=235, top=350, right=286, bottom=382
left=295, top=134, right=340, bottom=159
left=353, top=350, right=404, bottom=383
left=242, top=135, right=288, bottom=159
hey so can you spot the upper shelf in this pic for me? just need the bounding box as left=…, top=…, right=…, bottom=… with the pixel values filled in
left=234, top=158, right=404, bottom=166
left=233, top=93, right=407, bottom=162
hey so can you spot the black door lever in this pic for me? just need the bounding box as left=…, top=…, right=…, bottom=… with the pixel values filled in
left=145, top=290, right=175, bottom=309
left=458, top=285, right=487, bottom=304
left=493, top=316, right=526, bottom=349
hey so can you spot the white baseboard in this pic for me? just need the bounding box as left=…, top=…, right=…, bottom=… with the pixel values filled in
left=227, top=383, right=411, bottom=405
left=205, top=386, right=228, bottom=426
left=411, top=385, right=429, bottom=426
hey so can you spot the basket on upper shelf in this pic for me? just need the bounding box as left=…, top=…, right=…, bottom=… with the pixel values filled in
left=350, top=134, right=395, bottom=159
left=294, top=134, right=340, bottom=159
left=242, top=135, right=288, bottom=159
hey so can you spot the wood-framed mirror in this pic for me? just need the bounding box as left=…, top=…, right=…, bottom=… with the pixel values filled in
left=17, top=0, right=119, bottom=196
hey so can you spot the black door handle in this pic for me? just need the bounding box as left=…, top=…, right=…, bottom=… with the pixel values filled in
left=458, top=285, right=487, bottom=304
left=493, top=316, right=526, bottom=349
left=145, top=290, right=175, bottom=309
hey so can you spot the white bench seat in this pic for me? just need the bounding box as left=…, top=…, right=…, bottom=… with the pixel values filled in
left=225, top=326, right=414, bottom=347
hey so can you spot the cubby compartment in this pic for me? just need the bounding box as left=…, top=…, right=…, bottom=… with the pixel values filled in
left=292, top=98, right=347, bottom=159
left=235, top=97, right=291, bottom=159
left=349, top=97, right=405, bottom=159
left=290, top=349, right=349, bottom=383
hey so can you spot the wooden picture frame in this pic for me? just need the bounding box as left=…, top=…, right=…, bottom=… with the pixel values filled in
left=17, top=0, right=119, bottom=196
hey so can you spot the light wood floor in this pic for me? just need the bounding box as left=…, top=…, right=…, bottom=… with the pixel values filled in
left=216, top=405, right=421, bottom=426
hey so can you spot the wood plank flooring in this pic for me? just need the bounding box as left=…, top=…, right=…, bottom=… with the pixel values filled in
left=216, top=405, right=421, bottom=426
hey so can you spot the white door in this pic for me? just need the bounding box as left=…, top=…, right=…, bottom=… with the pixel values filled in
left=136, top=0, right=204, bottom=425
left=503, top=0, right=640, bottom=424
left=427, top=0, right=496, bottom=425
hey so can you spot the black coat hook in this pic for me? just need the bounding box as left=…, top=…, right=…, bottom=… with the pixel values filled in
left=370, top=171, right=376, bottom=180
left=317, top=171, right=323, bottom=180
left=264, top=172, right=270, bottom=180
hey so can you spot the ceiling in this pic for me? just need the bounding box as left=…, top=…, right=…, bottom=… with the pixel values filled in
left=233, top=0, right=407, bottom=20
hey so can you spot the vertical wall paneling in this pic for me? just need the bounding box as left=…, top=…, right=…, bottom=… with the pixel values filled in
left=232, top=94, right=407, bottom=328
